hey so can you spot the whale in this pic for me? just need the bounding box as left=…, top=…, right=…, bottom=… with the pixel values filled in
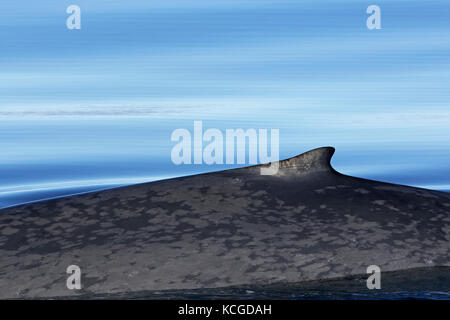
left=0, top=147, right=449, bottom=298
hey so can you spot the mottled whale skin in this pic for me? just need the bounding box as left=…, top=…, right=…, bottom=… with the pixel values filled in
left=0, top=147, right=449, bottom=299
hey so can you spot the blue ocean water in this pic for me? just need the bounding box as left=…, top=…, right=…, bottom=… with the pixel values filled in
left=0, top=1, right=449, bottom=205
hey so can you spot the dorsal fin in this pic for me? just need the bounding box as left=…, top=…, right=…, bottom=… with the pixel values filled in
left=277, top=146, right=335, bottom=172
left=238, top=146, right=336, bottom=176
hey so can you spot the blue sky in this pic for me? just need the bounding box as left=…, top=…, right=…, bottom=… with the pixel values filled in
left=0, top=0, right=449, bottom=207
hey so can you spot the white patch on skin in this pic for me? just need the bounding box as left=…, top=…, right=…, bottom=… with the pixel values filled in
left=293, top=206, right=306, bottom=213
left=2, top=227, right=18, bottom=236
left=355, top=188, right=370, bottom=194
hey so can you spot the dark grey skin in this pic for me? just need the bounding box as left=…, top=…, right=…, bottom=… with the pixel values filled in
left=0, top=147, right=449, bottom=298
